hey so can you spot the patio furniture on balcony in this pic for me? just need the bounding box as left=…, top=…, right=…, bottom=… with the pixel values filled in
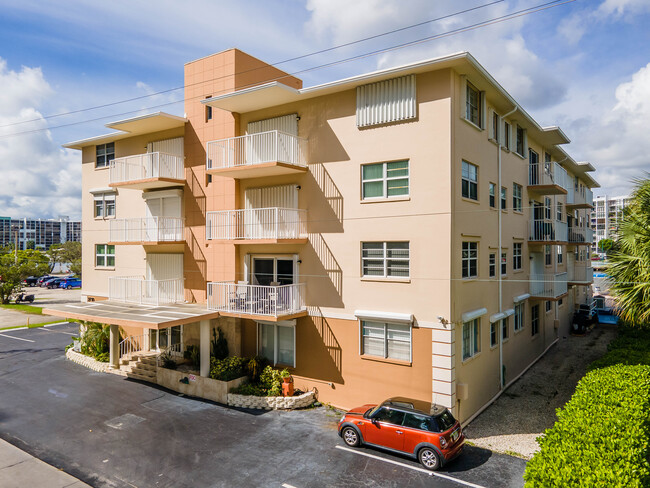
left=207, top=281, right=306, bottom=318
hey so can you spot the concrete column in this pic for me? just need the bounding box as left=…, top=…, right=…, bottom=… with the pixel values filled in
left=109, top=324, right=120, bottom=369
left=200, top=320, right=210, bottom=377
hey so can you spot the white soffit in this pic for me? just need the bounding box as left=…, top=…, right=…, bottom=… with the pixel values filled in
left=142, top=189, right=183, bottom=200
left=514, top=293, right=531, bottom=304
left=461, top=307, right=487, bottom=323
left=354, top=310, right=414, bottom=324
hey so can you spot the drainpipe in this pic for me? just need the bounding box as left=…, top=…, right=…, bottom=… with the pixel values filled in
left=498, top=105, right=518, bottom=389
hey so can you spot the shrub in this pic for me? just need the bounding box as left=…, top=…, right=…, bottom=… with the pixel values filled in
left=259, top=365, right=283, bottom=396
left=246, top=355, right=269, bottom=383
left=524, top=364, right=650, bottom=487
left=183, top=345, right=200, bottom=368
left=589, top=325, right=650, bottom=370
left=230, top=383, right=266, bottom=396
left=78, top=321, right=114, bottom=362
left=211, top=327, right=228, bottom=360
left=210, top=356, right=247, bottom=381
left=160, top=350, right=177, bottom=370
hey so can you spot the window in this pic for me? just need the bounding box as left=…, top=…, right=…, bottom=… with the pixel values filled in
left=362, top=242, right=409, bottom=278
left=489, top=183, right=496, bottom=208
left=489, top=253, right=496, bottom=278
left=514, top=303, right=524, bottom=332
left=373, top=408, right=406, bottom=425
left=558, top=298, right=563, bottom=307
left=501, top=251, right=507, bottom=276
left=557, top=245, right=563, bottom=264
left=361, top=321, right=411, bottom=361
left=95, top=244, right=115, bottom=267
left=466, top=82, right=481, bottom=126
left=461, top=161, right=478, bottom=200
left=545, top=300, right=552, bottom=313
left=206, top=105, right=213, bottom=121
left=504, top=121, right=511, bottom=150
left=531, top=305, right=539, bottom=335
left=95, top=142, right=115, bottom=168
left=501, top=318, right=509, bottom=341
left=545, top=245, right=552, bottom=266
left=462, top=318, right=481, bottom=360
left=490, top=322, right=498, bottom=347
left=544, top=197, right=552, bottom=220
left=462, top=242, right=478, bottom=279
left=513, top=243, right=522, bottom=270
left=516, top=125, right=525, bottom=156
left=362, top=160, right=409, bottom=200
left=258, top=322, right=295, bottom=367
left=491, top=112, right=500, bottom=141
left=557, top=202, right=563, bottom=221
left=93, top=192, right=116, bottom=219
left=501, top=187, right=507, bottom=210
left=513, top=184, right=522, bottom=212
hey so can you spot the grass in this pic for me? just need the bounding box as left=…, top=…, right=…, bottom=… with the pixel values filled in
left=0, top=303, right=44, bottom=315
left=0, top=319, right=65, bottom=331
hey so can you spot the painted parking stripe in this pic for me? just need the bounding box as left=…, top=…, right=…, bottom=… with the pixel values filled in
left=0, top=333, right=35, bottom=343
left=335, top=445, right=486, bottom=488
left=282, top=484, right=298, bottom=488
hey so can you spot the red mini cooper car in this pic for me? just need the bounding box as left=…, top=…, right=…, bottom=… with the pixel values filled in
left=338, top=397, right=465, bottom=470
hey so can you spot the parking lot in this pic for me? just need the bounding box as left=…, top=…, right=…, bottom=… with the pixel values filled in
left=0, top=323, right=526, bottom=488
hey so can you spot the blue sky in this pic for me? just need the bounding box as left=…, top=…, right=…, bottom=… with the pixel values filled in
left=0, top=0, right=649, bottom=219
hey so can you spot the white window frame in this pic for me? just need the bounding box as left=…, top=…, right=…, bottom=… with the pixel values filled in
left=95, top=244, right=115, bottom=268
left=462, top=318, right=481, bottom=361
left=95, top=142, right=115, bottom=169
left=501, top=251, right=507, bottom=276
left=361, top=241, right=410, bottom=278
left=531, top=304, right=540, bottom=335
left=501, top=186, right=507, bottom=210
left=491, top=111, right=500, bottom=142
left=462, top=241, right=478, bottom=279
left=461, top=161, right=478, bottom=201
left=513, top=243, right=522, bottom=271
left=557, top=245, right=563, bottom=264
left=501, top=317, right=509, bottom=341
left=361, top=160, right=409, bottom=200
left=504, top=121, right=511, bottom=150
left=513, top=183, right=522, bottom=212
left=465, top=82, right=482, bottom=127
left=489, top=252, right=496, bottom=278
left=515, top=125, right=527, bottom=156
left=360, top=320, right=412, bottom=362
left=257, top=321, right=296, bottom=368
left=489, top=183, right=496, bottom=208
left=93, top=192, right=116, bottom=219
left=514, top=303, right=524, bottom=332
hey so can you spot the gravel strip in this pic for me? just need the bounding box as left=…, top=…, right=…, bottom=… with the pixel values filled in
left=464, top=325, right=617, bottom=459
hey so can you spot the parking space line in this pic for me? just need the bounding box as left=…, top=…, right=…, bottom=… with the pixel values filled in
left=335, top=446, right=486, bottom=488
left=282, top=484, right=298, bottom=488
left=0, top=333, right=35, bottom=343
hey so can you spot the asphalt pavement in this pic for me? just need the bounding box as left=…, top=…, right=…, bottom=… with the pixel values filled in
left=0, top=322, right=526, bottom=488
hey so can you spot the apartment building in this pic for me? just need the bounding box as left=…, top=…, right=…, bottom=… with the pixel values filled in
left=591, top=194, right=631, bottom=252
left=47, top=49, right=597, bottom=423
left=0, top=216, right=81, bottom=250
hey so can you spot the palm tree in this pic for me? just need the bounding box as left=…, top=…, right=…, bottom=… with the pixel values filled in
left=607, top=175, right=650, bottom=326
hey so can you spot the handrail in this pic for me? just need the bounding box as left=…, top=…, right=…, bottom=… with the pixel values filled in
left=119, top=333, right=149, bottom=359
left=109, top=276, right=184, bottom=305
left=109, top=152, right=184, bottom=184
left=530, top=272, right=568, bottom=298
left=206, top=208, right=306, bottom=240
left=528, top=161, right=569, bottom=192
left=207, top=281, right=305, bottom=316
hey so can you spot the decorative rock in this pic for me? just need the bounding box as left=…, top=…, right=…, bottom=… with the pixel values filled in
left=227, top=390, right=316, bottom=410
left=66, top=349, right=110, bottom=373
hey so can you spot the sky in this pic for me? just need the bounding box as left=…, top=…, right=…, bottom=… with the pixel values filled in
left=0, top=0, right=648, bottom=220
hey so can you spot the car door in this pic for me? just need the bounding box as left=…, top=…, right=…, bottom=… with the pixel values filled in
left=364, top=407, right=406, bottom=452
left=401, top=412, right=433, bottom=455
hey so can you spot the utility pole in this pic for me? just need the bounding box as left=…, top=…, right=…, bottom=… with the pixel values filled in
left=14, top=230, right=18, bottom=264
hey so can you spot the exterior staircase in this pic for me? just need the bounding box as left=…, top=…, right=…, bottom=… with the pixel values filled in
left=119, top=351, right=159, bottom=384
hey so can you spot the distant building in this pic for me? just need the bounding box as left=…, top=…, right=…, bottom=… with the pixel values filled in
left=590, top=195, right=632, bottom=252
left=0, top=216, right=82, bottom=250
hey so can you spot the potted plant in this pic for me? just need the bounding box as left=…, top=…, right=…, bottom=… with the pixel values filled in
left=280, top=368, right=294, bottom=397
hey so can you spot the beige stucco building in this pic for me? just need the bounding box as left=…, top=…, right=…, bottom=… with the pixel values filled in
left=49, top=49, right=598, bottom=423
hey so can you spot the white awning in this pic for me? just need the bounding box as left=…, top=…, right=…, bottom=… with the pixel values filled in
left=461, top=307, right=487, bottom=323
left=490, top=308, right=515, bottom=323
left=514, top=293, right=531, bottom=303
left=89, top=187, right=116, bottom=194
left=354, top=310, right=413, bottom=325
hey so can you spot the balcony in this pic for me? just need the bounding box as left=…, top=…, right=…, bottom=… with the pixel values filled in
left=108, top=277, right=184, bottom=306
left=528, top=162, right=569, bottom=195
left=206, top=130, right=308, bottom=179
left=109, top=217, right=184, bottom=245
left=568, top=265, right=593, bottom=285
left=530, top=273, right=568, bottom=299
left=206, top=208, right=307, bottom=243
left=567, top=186, right=594, bottom=209
left=529, top=219, right=567, bottom=243
left=109, top=152, right=184, bottom=189
left=568, top=226, right=594, bottom=245
left=207, top=282, right=306, bottom=320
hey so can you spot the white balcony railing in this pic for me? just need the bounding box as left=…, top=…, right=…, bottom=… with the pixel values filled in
left=567, top=186, right=594, bottom=207
left=108, top=277, right=184, bottom=305
left=568, top=226, right=594, bottom=244
left=109, top=152, right=184, bottom=185
left=528, top=161, right=569, bottom=192
left=206, top=208, right=306, bottom=240
left=530, top=220, right=567, bottom=242
left=530, top=273, right=568, bottom=298
left=206, top=130, right=308, bottom=171
left=207, top=281, right=305, bottom=317
left=109, top=217, right=184, bottom=243
left=568, top=265, right=593, bottom=283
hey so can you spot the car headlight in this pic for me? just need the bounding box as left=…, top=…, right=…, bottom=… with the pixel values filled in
left=339, top=414, right=346, bottom=423
left=440, top=437, right=448, bottom=448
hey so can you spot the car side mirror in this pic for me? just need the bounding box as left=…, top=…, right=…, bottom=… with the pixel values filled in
left=371, top=418, right=378, bottom=425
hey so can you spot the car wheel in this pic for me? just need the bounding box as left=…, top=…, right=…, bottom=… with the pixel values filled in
left=341, top=427, right=360, bottom=447
left=418, top=447, right=440, bottom=471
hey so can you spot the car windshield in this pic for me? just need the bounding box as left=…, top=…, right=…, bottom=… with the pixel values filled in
left=366, top=405, right=382, bottom=417
left=433, top=410, right=456, bottom=432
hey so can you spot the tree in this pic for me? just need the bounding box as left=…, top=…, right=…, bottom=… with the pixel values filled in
left=0, top=250, right=50, bottom=304
left=598, top=238, right=614, bottom=253
left=25, top=240, right=35, bottom=250
left=607, top=176, right=650, bottom=326
left=50, top=241, right=82, bottom=277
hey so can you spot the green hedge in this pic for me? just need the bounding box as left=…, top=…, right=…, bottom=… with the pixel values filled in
left=524, top=364, right=650, bottom=487
left=589, top=326, right=650, bottom=370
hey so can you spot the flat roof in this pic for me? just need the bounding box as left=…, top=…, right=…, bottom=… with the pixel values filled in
left=43, top=301, right=219, bottom=330
left=64, top=112, right=187, bottom=150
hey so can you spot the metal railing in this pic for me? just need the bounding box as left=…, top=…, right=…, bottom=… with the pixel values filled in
left=530, top=273, right=568, bottom=298
left=568, top=226, right=594, bottom=244
left=528, top=161, right=569, bottom=192
left=530, top=219, right=568, bottom=242
left=109, top=277, right=184, bottom=305
left=207, top=281, right=305, bottom=317
left=109, top=217, right=184, bottom=242
left=206, top=208, right=307, bottom=240
left=566, top=186, right=594, bottom=207
left=568, top=265, right=593, bottom=283
left=109, top=152, right=184, bottom=184
left=157, top=342, right=184, bottom=367
left=206, top=130, right=308, bottom=171
left=119, top=333, right=149, bottom=359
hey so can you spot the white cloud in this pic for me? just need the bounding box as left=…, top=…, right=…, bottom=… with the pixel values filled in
left=597, top=0, right=650, bottom=17
left=0, top=59, right=81, bottom=220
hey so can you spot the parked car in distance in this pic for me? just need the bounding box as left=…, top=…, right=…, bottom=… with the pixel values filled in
left=37, top=275, right=56, bottom=286
left=59, top=278, right=81, bottom=289
left=44, top=278, right=64, bottom=289
left=22, top=276, right=38, bottom=286
left=338, top=397, right=464, bottom=470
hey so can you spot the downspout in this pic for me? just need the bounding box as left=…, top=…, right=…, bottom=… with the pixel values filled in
left=499, top=105, right=518, bottom=389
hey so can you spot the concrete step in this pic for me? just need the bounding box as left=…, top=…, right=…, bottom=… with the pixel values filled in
left=133, top=361, right=157, bottom=372
left=126, top=372, right=157, bottom=383
left=139, top=356, right=158, bottom=367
